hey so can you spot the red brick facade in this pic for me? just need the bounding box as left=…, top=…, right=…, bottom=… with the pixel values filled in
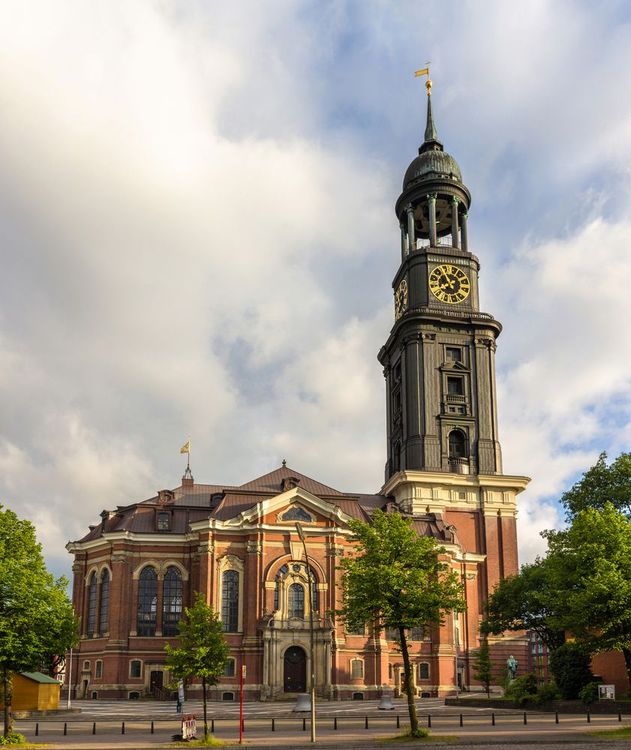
left=67, top=466, right=529, bottom=701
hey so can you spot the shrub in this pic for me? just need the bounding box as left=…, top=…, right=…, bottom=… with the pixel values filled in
left=549, top=642, right=594, bottom=700
left=579, top=682, right=600, bottom=705
left=0, top=732, right=26, bottom=746
left=533, top=681, right=562, bottom=705
left=505, top=673, right=539, bottom=704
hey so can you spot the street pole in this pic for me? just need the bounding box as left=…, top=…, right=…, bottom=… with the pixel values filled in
left=295, top=522, right=316, bottom=743
left=239, top=662, right=245, bottom=744
left=66, top=648, right=72, bottom=709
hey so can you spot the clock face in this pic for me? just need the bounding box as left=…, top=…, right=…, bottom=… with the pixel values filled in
left=394, top=278, right=408, bottom=320
left=428, top=264, right=471, bottom=304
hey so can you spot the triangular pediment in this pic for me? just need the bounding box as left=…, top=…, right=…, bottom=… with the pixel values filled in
left=440, top=360, right=469, bottom=372
left=223, top=487, right=354, bottom=528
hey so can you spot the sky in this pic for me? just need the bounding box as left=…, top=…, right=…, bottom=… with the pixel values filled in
left=1, top=0, right=631, bottom=580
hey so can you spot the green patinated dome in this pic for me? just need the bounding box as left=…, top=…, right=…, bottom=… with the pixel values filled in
left=403, top=149, right=462, bottom=189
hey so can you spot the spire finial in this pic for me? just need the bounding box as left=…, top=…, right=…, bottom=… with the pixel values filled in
left=414, top=64, right=442, bottom=152
left=282, top=458, right=287, bottom=468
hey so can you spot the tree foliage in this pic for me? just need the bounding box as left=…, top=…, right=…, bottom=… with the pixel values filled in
left=0, top=505, right=78, bottom=738
left=164, top=593, right=229, bottom=739
left=548, top=642, right=594, bottom=700
left=561, top=452, right=631, bottom=520
left=472, top=638, right=493, bottom=697
left=543, top=503, right=631, bottom=682
left=337, top=510, right=465, bottom=737
left=483, top=559, right=564, bottom=650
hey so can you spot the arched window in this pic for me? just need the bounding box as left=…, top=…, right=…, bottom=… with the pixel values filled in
left=137, top=567, right=157, bottom=636
left=162, top=566, right=183, bottom=637
left=221, top=570, right=239, bottom=632
left=288, top=583, right=305, bottom=618
left=87, top=572, right=97, bottom=637
left=448, top=429, right=467, bottom=459
left=99, top=569, right=110, bottom=635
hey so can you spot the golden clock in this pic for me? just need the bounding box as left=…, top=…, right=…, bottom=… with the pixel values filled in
left=394, top=278, right=408, bottom=320
left=428, top=264, right=470, bottom=304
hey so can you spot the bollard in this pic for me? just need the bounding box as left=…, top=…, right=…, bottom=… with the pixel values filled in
left=491, top=713, right=495, bottom=726
left=63, top=723, right=67, bottom=736
left=459, top=713, right=463, bottom=727
left=586, top=711, right=590, bottom=724
left=365, top=716, right=369, bottom=729
left=151, top=720, right=154, bottom=734
left=619, top=711, right=622, bottom=723
left=122, top=721, right=125, bottom=735
left=555, top=711, right=559, bottom=724
left=272, top=718, right=275, bottom=732
left=35, top=723, right=38, bottom=737
left=211, top=719, right=215, bottom=733
left=334, top=717, right=338, bottom=730
left=302, top=717, right=306, bottom=731
left=523, top=712, right=527, bottom=725
left=92, top=722, right=96, bottom=735
left=397, top=714, right=400, bottom=729
left=427, top=714, right=431, bottom=728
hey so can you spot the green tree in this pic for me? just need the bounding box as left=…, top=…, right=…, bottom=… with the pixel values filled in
left=337, top=510, right=465, bottom=737
left=543, top=503, right=631, bottom=686
left=548, top=642, right=593, bottom=699
left=561, top=452, right=631, bottom=520
left=472, top=638, right=493, bottom=697
left=0, top=505, right=78, bottom=738
left=483, top=559, right=564, bottom=650
left=164, top=592, right=229, bottom=740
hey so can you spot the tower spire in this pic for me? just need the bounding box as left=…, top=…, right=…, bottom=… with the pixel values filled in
left=420, top=75, right=442, bottom=153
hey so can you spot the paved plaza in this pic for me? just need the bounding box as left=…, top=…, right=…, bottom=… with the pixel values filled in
left=13, top=699, right=630, bottom=748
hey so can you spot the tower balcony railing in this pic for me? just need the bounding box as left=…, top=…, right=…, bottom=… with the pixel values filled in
left=449, top=457, right=470, bottom=475
left=259, top=615, right=333, bottom=631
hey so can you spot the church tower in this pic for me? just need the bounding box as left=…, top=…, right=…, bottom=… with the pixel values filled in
left=379, top=79, right=503, bottom=480
left=379, top=78, right=529, bottom=571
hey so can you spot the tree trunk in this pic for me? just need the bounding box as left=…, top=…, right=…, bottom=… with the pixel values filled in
left=398, top=626, right=419, bottom=736
left=2, top=668, right=13, bottom=738
left=202, top=676, right=208, bottom=739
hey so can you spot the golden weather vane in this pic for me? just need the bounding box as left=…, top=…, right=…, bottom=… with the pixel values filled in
left=414, top=62, right=432, bottom=95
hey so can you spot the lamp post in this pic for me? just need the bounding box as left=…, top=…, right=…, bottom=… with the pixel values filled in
left=66, top=648, right=73, bottom=709
left=295, top=522, right=316, bottom=743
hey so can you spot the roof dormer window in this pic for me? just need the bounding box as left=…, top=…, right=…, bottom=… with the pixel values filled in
left=156, top=511, right=171, bottom=532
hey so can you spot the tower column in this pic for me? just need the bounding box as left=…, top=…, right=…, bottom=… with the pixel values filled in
left=406, top=204, right=415, bottom=251
left=461, top=212, right=468, bottom=252
left=428, top=194, right=437, bottom=246
left=451, top=197, right=460, bottom=249
left=400, top=222, right=408, bottom=260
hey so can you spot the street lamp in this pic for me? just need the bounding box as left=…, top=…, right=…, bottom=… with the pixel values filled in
left=295, top=522, right=316, bottom=743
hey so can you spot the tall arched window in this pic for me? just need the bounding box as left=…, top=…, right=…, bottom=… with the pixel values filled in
left=448, top=429, right=467, bottom=459
left=99, top=569, right=110, bottom=635
left=162, top=566, right=183, bottom=637
left=288, top=583, right=305, bottom=618
left=137, top=566, right=157, bottom=636
left=221, top=570, right=239, bottom=632
left=87, top=572, right=97, bottom=637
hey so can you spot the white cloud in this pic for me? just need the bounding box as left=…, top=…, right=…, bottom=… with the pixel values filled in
left=1, top=1, right=631, bottom=576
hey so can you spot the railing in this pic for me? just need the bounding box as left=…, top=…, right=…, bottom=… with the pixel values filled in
left=15, top=709, right=629, bottom=740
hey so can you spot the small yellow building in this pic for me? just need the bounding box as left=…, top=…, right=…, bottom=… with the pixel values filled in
left=12, top=672, right=60, bottom=711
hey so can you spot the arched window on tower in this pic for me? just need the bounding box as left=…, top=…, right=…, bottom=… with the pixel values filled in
left=99, top=569, right=110, bottom=636
left=87, top=572, right=97, bottom=637
left=137, top=566, right=157, bottom=637
left=288, top=583, right=305, bottom=618
left=221, top=570, right=239, bottom=632
left=162, top=566, right=183, bottom=637
left=448, top=429, right=467, bottom=459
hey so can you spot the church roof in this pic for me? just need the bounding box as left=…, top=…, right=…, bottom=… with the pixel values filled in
left=70, top=464, right=453, bottom=546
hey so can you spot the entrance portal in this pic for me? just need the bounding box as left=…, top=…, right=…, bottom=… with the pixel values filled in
left=283, top=646, right=306, bottom=693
